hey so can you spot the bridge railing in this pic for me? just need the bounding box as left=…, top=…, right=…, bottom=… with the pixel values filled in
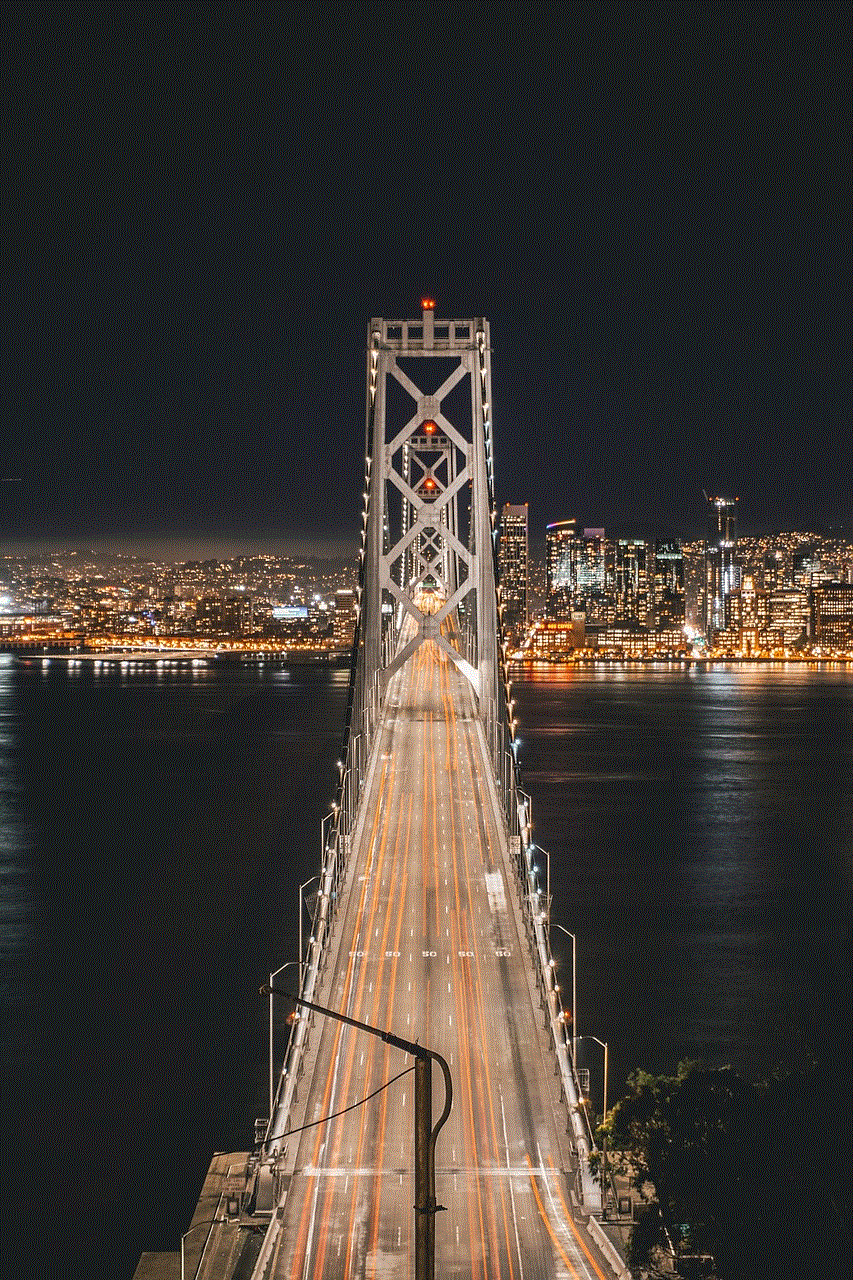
left=262, top=620, right=371, bottom=1160
left=486, top=636, right=602, bottom=1208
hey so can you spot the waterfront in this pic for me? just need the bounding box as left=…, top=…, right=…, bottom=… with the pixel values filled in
left=0, top=657, right=850, bottom=1278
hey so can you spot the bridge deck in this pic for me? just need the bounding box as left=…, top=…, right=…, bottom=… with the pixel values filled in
left=258, top=642, right=609, bottom=1279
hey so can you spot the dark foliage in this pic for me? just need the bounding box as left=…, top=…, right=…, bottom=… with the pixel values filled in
left=605, top=1061, right=849, bottom=1280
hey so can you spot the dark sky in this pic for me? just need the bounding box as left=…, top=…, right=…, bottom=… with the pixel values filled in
left=4, top=4, right=850, bottom=557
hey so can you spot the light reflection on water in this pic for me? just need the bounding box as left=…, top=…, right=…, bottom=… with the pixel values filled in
left=0, top=656, right=849, bottom=1277
left=513, top=663, right=852, bottom=1096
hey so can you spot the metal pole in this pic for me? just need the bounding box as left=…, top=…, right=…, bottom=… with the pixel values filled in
left=299, top=875, right=319, bottom=990
left=268, top=961, right=298, bottom=1122
left=551, top=924, right=577, bottom=1062
left=603, top=1037, right=608, bottom=1219
left=414, top=1054, right=433, bottom=1280
left=573, top=932, right=577, bottom=1064
left=587, top=1035, right=609, bottom=1218
left=181, top=1219, right=225, bottom=1280
left=262, top=983, right=452, bottom=1280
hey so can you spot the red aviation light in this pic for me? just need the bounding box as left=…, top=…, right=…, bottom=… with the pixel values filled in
left=424, top=477, right=436, bottom=489
left=421, top=298, right=435, bottom=310
left=422, top=420, right=437, bottom=434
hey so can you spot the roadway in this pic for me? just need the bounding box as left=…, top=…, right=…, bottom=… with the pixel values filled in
left=251, top=640, right=610, bottom=1279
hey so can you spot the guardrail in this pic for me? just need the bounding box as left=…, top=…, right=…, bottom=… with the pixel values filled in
left=498, top=742, right=601, bottom=1210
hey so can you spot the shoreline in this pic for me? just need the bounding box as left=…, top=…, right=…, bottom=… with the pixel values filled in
left=2, top=647, right=351, bottom=666
left=511, top=655, right=853, bottom=667
left=4, top=647, right=850, bottom=670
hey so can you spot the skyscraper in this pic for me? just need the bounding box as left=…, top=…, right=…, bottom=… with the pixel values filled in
left=653, top=539, right=685, bottom=628
left=545, top=519, right=577, bottom=618
left=500, top=503, right=529, bottom=636
left=576, top=528, right=607, bottom=621
left=611, top=537, right=652, bottom=626
left=704, top=496, right=738, bottom=638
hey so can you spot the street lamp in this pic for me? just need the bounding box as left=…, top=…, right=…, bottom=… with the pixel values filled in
left=550, top=923, right=577, bottom=1063
left=262, top=982, right=452, bottom=1280
left=299, top=874, right=320, bottom=988
left=181, top=1218, right=225, bottom=1280
left=580, top=1035, right=609, bottom=1219
left=533, top=844, right=550, bottom=919
left=268, top=960, right=299, bottom=1121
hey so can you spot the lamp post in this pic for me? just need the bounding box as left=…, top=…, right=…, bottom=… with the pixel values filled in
left=533, top=844, right=550, bottom=919
left=268, top=960, right=298, bottom=1121
left=261, top=982, right=452, bottom=1280
left=299, top=874, right=320, bottom=989
left=181, top=1218, right=225, bottom=1280
left=551, top=924, right=577, bottom=1063
left=581, top=1035, right=609, bottom=1218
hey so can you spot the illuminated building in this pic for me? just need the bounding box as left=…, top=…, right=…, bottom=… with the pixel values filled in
left=653, top=539, right=685, bottom=628
left=704, top=496, right=738, bottom=639
left=545, top=521, right=609, bottom=622
left=610, top=537, right=652, bottom=627
left=763, top=587, right=809, bottom=647
left=811, top=583, right=853, bottom=647
left=525, top=617, right=589, bottom=658
left=333, top=589, right=357, bottom=647
left=576, top=528, right=607, bottom=622
left=222, top=595, right=253, bottom=635
left=598, top=624, right=687, bottom=656
left=500, top=504, right=529, bottom=637
left=727, top=573, right=768, bottom=653
left=197, top=594, right=253, bottom=635
left=545, top=519, right=577, bottom=618
left=762, top=550, right=786, bottom=591
left=793, top=547, right=821, bottom=588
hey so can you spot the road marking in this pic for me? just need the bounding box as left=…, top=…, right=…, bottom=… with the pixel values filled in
left=302, top=1140, right=326, bottom=1279
left=502, top=1094, right=525, bottom=1280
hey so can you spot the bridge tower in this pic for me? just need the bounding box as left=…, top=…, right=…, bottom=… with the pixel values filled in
left=347, top=302, right=512, bottom=793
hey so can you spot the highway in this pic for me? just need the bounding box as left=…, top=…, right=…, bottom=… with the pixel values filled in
left=255, top=639, right=610, bottom=1279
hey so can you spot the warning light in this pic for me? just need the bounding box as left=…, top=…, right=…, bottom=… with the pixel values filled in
left=423, top=420, right=437, bottom=434
left=425, top=478, right=436, bottom=489
left=421, top=298, right=435, bottom=311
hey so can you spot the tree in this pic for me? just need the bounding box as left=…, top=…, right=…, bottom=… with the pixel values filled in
left=604, top=1060, right=848, bottom=1280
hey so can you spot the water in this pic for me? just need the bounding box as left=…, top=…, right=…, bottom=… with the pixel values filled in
left=1, top=656, right=850, bottom=1278
left=513, top=665, right=852, bottom=1094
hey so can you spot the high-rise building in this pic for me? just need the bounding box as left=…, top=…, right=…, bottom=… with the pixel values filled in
left=610, top=537, right=652, bottom=627
left=333, top=589, right=357, bottom=648
left=500, top=503, right=529, bottom=636
left=704, top=496, right=738, bottom=638
left=811, top=583, right=853, bottom=648
left=653, top=539, right=685, bottom=628
left=576, top=528, right=607, bottom=622
left=545, top=519, right=577, bottom=618
left=762, top=550, right=786, bottom=591
left=196, top=594, right=253, bottom=635
left=793, top=547, right=820, bottom=589
left=730, top=573, right=768, bottom=653
left=763, top=587, right=809, bottom=647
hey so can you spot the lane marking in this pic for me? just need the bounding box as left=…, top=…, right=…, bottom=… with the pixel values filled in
left=502, top=1094, right=525, bottom=1280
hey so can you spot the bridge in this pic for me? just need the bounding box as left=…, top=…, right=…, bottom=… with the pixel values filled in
left=145, top=309, right=619, bottom=1280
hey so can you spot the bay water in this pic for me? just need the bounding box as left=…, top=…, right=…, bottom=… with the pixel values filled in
left=0, top=656, right=849, bottom=1277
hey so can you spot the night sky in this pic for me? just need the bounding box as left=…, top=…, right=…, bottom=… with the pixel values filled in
left=5, top=5, right=850, bottom=557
